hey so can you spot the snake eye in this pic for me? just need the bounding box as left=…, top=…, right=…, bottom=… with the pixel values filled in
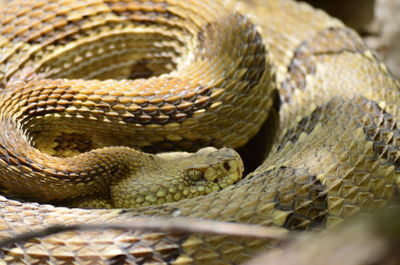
left=185, top=168, right=204, bottom=181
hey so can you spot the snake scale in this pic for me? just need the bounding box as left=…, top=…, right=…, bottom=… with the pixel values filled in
left=0, top=0, right=399, bottom=264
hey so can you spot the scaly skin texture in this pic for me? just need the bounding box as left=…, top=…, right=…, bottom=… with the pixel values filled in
left=247, top=206, right=400, bottom=265
left=0, top=0, right=400, bottom=264
left=0, top=0, right=256, bottom=207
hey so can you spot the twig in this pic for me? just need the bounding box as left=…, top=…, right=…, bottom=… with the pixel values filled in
left=0, top=217, right=289, bottom=247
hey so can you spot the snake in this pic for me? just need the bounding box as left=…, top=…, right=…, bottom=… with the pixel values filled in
left=0, top=0, right=399, bottom=264
left=247, top=205, right=400, bottom=265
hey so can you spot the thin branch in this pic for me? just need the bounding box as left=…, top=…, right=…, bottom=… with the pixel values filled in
left=0, top=217, right=289, bottom=247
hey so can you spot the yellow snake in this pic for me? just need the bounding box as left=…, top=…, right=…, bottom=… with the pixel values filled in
left=0, top=0, right=399, bottom=264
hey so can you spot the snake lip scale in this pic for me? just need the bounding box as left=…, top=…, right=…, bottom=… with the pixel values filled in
left=0, top=0, right=399, bottom=264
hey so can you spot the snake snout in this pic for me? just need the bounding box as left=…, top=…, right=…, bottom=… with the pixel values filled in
left=184, top=147, right=244, bottom=188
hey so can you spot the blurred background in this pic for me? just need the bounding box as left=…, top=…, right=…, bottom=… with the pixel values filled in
left=300, top=0, right=400, bottom=78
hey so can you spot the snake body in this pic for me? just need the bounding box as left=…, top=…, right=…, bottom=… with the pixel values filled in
left=0, top=0, right=399, bottom=264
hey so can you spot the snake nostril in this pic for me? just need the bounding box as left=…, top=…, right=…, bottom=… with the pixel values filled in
left=223, top=161, right=230, bottom=171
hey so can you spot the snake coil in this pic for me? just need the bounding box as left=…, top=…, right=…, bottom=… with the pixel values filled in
left=0, top=0, right=399, bottom=264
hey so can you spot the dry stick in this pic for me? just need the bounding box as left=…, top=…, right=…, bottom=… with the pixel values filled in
left=0, top=217, right=289, bottom=247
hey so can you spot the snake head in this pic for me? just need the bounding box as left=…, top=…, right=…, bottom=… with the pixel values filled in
left=111, top=147, right=244, bottom=208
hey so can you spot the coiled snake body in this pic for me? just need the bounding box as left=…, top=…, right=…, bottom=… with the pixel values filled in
left=0, top=0, right=399, bottom=264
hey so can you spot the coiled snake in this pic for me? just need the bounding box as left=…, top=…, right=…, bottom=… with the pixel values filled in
left=0, top=0, right=399, bottom=264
